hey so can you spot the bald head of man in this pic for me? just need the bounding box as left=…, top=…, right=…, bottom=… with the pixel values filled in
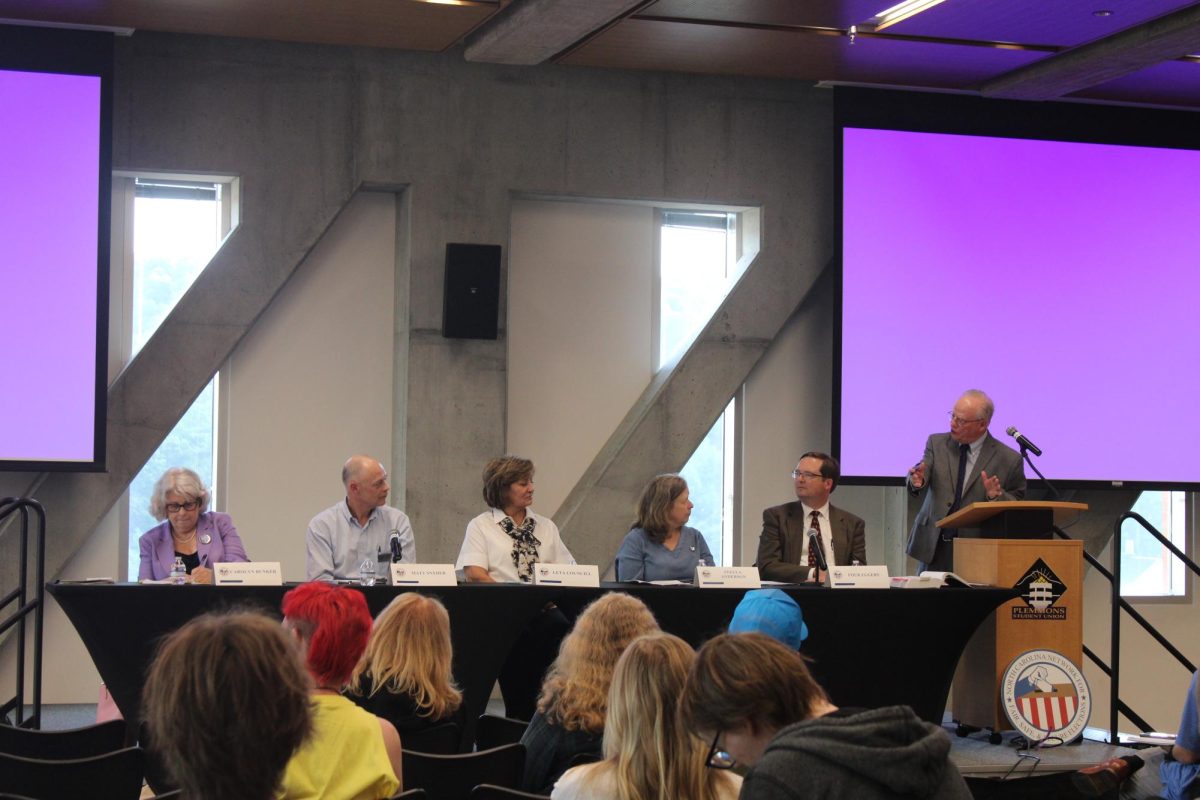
left=342, top=455, right=390, bottom=523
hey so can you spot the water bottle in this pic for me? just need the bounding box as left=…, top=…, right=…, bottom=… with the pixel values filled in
left=358, top=556, right=376, bottom=587
left=170, top=556, right=187, bottom=585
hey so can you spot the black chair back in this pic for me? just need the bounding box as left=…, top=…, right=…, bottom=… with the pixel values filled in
left=390, top=790, right=427, bottom=799
left=566, top=750, right=600, bottom=769
left=135, top=719, right=180, bottom=796
left=0, top=720, right=125, bottom=760
left=470, top=785, right=551, bottom=799
left=403, top=742, right=525, bottom=800
left=474, top=714, right=529, bottom=751
left=401, top=721, right=461, bottom=755
left=0, top=746, right=144, bottom=800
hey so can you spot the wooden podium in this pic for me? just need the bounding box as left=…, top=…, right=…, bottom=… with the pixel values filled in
left=943, top=501, right=1087, bottom=732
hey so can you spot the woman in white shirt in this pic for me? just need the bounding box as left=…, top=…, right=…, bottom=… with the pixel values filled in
left=456, top=455, right=574, bottom=583
left=552, top=632, right=742, bottom=800
left=455, top=455, right=575, bottom=719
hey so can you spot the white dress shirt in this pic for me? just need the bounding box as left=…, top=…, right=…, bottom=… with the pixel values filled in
left=455, top=508, right=575, bottom=583
left=799, top=502, right=837, bottom=569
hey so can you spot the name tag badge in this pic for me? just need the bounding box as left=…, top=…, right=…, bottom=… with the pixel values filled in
left=826, top=565, right=890, bottom=589
left=389, top=563, right=458, bottom=586
left=533, top=564, right=600, bottom=587
left=214, top=562, right=283, bottom=586
left=695, top=566, right=762, bottom=589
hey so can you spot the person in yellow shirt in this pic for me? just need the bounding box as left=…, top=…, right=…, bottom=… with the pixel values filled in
left=280, top=582, right=403, bottom=799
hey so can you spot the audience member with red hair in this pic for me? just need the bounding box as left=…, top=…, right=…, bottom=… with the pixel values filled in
left=279, top=582, right=403, bottom=799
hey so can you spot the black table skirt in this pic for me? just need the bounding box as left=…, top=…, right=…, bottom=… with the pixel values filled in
left=47, top=582, right=1018, bottom=746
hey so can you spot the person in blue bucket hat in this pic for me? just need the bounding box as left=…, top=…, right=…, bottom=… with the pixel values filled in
left=727, top=589, right=808, bottom=650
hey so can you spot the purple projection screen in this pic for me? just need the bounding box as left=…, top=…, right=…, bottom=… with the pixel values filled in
left=0, top=69, right=102, bottom=466
left=840, top=127, right=1200, bottom=487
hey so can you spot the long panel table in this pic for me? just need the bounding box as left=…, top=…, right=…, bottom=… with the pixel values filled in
left=47, top=582, right=1018, bottom=746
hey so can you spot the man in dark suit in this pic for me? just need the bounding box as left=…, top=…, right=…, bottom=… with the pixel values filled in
left=757, top=452, right=866, bottom=583
left=906, top=389, right=1027, bottom=572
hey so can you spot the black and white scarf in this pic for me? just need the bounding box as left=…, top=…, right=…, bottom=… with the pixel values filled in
left=498, top=514, right=539, bottom=583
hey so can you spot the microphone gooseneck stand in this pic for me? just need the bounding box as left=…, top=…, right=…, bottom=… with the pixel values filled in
left=1019, top=444, right=1061, bottom=501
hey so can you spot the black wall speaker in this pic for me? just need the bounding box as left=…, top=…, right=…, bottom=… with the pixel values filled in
left=442, top=243, right=501, bottom=340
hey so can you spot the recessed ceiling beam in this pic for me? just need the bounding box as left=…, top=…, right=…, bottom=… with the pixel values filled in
left=465, top=0, right=644, bottom=65
left=981, top=3, right=1200, bottom=101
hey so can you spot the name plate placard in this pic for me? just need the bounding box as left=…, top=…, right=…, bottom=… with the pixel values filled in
left=214, top=562, right=283, bottom=586
left=695, top=566, right=761, bottom=589
left=826, top=565, right=890, bottom=589
left=389, top=563, right=458, bottom=587
left=533, top=564, right=600, bottom=587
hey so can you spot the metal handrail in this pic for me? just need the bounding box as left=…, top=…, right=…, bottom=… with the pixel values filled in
left=1057, top=511, right=1200, bottom=743
left=0, top=497, right=45, bottom=728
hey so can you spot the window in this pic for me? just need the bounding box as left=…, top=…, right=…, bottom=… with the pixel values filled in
left=114, top=175, right=234, bottom=579
left=658, top=210, right=743, bottom=565
left=131, top=181, right=225, bottom=355
left=1120, top=491, right=1191, bottom=598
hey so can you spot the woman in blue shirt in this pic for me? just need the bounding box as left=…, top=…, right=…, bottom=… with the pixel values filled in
left=615, top=474, right=714, bottom=581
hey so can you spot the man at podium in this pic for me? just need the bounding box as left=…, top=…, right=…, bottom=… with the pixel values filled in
left=905, top=390, right=1026, bottom=572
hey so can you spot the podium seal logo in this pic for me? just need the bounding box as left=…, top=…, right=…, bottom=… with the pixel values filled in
left=1012, top=558, right=1067, bottom=620
left=1001, top=649, right=1090, bottom=744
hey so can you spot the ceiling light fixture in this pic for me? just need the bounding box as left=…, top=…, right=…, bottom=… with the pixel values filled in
left=858, top=0, right=948, bottom=33
left=1093, top=9, right=1114, bottom=17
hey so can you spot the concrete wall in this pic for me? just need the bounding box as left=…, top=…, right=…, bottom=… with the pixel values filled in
left=507, top=199, right=654, bottom=518
left=223, top=191, right=397, bottom=581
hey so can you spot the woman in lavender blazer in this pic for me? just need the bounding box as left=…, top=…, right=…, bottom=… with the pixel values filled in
left=138, top=468, right=248, bottom=583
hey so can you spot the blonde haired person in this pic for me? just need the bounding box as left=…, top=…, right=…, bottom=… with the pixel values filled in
left=520, top=593, right=660, bottom=795
left=347, top=593, right=466, bottom=737
left=552, top=632, right=742, bottom=800
left=615, top=474, right=715, bottom=582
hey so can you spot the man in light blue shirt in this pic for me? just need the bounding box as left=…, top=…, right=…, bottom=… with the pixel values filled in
left=306, top=455, right=415, bottom=581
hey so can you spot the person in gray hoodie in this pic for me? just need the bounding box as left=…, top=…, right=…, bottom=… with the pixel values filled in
left=680, top=632, right=971, bottom=800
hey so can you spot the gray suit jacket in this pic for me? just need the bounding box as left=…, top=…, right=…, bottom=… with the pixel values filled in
left=757, top=501, right=867, bottom=583
left=905, top=431, right=1027, bottom=564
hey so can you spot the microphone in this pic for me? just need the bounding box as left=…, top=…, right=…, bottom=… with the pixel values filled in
left=1005, top=426, right=1043, bottom=457
left=808, top=528, right=828, bottom=572
left=389, top=530, right=403, bottom=563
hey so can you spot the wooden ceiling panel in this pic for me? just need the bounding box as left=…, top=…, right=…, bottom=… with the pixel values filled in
left=1069, top=60, right=1200, bottom=107
left=560, top=18, right=1045, bottom=87
left=888, top=0, right=1196, bottom=49
left=0, top=0, right=501, bottom=52
left=561, top=19, right=847, bottom=80
left=640, top=0, right=882, bottom=30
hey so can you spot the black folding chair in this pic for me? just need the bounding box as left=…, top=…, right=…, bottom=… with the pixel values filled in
left=0, top=720, right=125, bottom=760
left=401, top=721, right=462, bottom=755
left=474, top=714, right=529, bottom=751
left=0, top=746, right=144, bottom=800
left=402, top=743, right=525, bottom=800
left=566, top=750, right=600, bottom=769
